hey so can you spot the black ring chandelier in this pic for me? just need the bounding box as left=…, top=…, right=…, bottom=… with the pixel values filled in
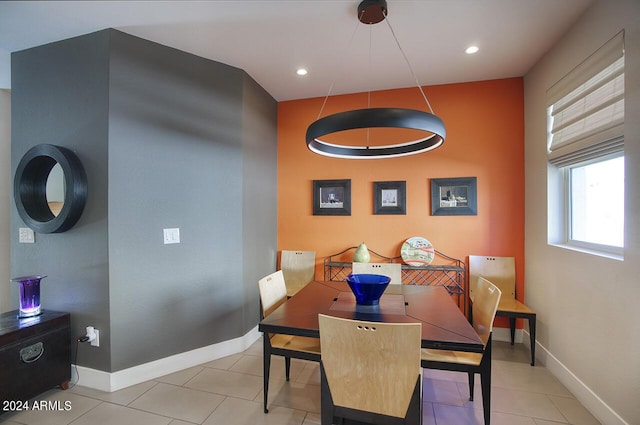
left=305, top=0, right=446, bottom=159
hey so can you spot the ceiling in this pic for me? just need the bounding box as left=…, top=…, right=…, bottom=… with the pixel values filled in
left=0, top=0, right=593, bottom=101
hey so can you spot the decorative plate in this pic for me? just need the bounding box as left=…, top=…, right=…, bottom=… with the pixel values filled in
left=400, top=237, right=435, bottom=266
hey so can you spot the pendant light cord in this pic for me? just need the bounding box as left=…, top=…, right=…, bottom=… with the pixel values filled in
left=318, top=8, right=435, bottom=118
left=383, top=13, right=435, bottom=114
left=367, top=21, right=372, bottom=148
left=317, top=11, right=364, bottom=120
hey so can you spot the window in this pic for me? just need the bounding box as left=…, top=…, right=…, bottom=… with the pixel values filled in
left=567, top=155, right=624, bottom=250
left=547, top=31, right=625, bottom=256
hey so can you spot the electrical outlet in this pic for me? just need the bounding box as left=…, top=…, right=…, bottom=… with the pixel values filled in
left=91, top=329, right=100, bottom=347
left=85, top=326, right=100, bottom=347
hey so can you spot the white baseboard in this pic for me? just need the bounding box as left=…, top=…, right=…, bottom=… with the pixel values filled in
left=532, top=334, right=630, bottom=425
left=72, top=326, right=261, bottom=392
left=496, top=328, right=629, bottom=425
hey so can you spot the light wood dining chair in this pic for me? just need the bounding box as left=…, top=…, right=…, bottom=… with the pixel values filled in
left=351, top=262, right=402, bottom=285
left=318, top=314, right=422, bottom=425
left=421, top=277, right=501, bottom=425
left=469, top=255, right=537, bottom=366
left=258, top=270, right=321, bottom=413
left=280, top=250, right=316, bottom=297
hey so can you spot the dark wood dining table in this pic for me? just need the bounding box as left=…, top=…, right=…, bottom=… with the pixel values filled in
left=258, top=280, right=483, bottom=353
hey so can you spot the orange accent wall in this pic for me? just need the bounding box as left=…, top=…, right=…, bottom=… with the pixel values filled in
left=277, top=78, right=525, bottom=317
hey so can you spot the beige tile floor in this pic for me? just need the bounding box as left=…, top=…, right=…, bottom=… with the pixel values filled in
left=0, top=340, right=601, bottom=425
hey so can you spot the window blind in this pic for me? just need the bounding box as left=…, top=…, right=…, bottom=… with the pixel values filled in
left=547, top=31, right=624, bottom=167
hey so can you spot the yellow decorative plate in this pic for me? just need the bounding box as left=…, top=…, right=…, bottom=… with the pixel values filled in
left=400, top=237, right=435, bottom=266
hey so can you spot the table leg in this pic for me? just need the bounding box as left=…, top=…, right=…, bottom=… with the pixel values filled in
left=509, top=317, right=516, bottom=345
left=263, top=336, right=271, bottom=413
left=529, top=315, right=536, bottom=366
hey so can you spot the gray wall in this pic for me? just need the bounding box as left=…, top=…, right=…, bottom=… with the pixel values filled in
left=241, top=75, right=278, bottom=331
left=11, top=29, right=277, bottom=373
left=524, top=0, right=639, bottom=423
left=11, top=31, right=112, bottom=369
left=0, top=89, right=10, bottom=313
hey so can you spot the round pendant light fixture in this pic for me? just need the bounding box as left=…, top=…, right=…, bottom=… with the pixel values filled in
left=306, top=0, right=446, bottom=159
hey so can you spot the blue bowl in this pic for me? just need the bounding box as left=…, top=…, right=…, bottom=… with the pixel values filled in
left=345, top=273, right=391, bottom=305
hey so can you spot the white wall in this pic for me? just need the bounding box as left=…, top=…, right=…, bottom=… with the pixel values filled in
left=0, top=89, right=10, bottom=313
left=524, top=1, right=640, bottom=424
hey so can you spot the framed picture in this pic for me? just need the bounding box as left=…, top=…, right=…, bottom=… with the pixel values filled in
left=313, top=179, right=351, bottom=215
left=431, top=177, right=477, bottom=216
left=374, top=181, right=406, bottom=215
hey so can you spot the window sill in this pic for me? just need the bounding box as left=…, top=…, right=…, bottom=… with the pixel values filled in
left=548, top=242, right=624, bottom=261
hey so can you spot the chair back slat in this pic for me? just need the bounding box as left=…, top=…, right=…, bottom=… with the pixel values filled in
left=351, top=262, right=402, bottom=285
left=318, top=314, right=421, bottom=418
left=281, top=250, right=316, bottom=296
left=472, top=277, right=502, bottom=346
left=258, top=270, right=287, bottom=318
left=469, top=255, right=516, bottom=300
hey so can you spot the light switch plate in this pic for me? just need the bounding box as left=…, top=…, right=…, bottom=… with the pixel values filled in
left=163, top=228, right=180, bottom=244
left=19, top=227, right=35, bottom=243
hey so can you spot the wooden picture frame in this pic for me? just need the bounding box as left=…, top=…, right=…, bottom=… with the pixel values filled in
left=373, top=181, right=406, bottom=215
left=431, top=177, right=477, bottom=216
left=313, top=179, right=351, bottom=216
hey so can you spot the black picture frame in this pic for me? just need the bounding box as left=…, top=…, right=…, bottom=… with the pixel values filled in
left=313, top=179, right=351, bottom=216
left=373, top=181, right=406, bottom=215
left=431, top=177, right=477, bottom=216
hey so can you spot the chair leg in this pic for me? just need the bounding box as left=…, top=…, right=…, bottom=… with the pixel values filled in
left=320, top=363, right=334, bottom=425
left=285, top=356, right=291, bottom=381
left=509, top=316, right=516, bottom=345
left=480, top=368, right=491, bottom=425
left=263, top=338, right=271, bottom=413
left=467, top=371, right=475, bottom=401
left=529, top=316, right=536, bottom=366
left=480, top=334, right=493, bottom=425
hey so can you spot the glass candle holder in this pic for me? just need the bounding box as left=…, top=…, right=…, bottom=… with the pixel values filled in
left=11, top=274, right=47, bottom=318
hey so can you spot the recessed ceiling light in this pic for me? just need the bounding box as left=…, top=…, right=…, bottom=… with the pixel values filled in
left=465, top=46, right=479, bottom=54
left=296, top=68, right=308, bottom=76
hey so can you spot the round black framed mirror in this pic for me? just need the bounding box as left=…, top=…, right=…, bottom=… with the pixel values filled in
left=14, top=144, right=88, bottom=233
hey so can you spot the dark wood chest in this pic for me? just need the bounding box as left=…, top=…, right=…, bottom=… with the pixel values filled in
left=0, top=310, right=71, bottom=405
